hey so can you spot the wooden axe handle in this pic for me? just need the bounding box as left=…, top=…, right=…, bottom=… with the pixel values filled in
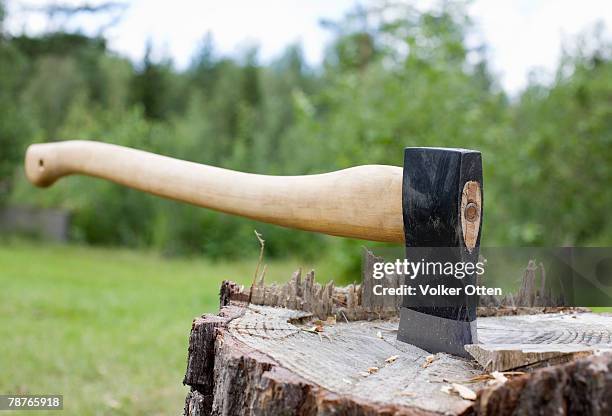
left=25, top=140, right=404, bottom=242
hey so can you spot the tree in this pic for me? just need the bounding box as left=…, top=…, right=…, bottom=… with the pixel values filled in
left=131, top=41, right=173, bottom=121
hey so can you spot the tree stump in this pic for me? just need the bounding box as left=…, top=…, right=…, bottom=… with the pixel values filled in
left=182, top=266, right=612, bottom=415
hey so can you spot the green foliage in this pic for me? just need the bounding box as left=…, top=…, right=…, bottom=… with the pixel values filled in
left=131, top=41, right=176, bottom=120
left=3, top=2, right=612, bottom=274
left=497, top=36, right=612, bottom=245
left=0, top=36, right=32, bottom=202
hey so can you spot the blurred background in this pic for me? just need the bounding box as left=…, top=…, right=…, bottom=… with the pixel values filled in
left=0, top=0, right=611, bottom=414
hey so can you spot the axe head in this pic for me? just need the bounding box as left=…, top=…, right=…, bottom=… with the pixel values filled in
left=398, top=147, right=483, bottom=358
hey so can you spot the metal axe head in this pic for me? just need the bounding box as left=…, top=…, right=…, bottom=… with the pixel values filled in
left=398, top=147, right=483, bottom=357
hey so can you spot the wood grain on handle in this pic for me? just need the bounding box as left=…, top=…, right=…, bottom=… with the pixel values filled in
left=25, top=140, right=404, bottom=242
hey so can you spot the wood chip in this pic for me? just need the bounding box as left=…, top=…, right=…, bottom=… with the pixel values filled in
left=302, top=326, right=322, bottom=334
left=385, top=355, right=399, bottom=364
left=308, top=324, right=324, bottom=332
left=491, top=371, right=508, bottom=384
left=340, top=310, right=349, bottom=323
left=367, top=366, right=379, bottom=374
left=399, top=391, right=416, bottom=397
left=465, top=371, right=526, bottom=384
left=440, top=385, right=453, bottom=394
left=465, top=374, right=493, bottom=383
left=441, top=383, right=477, bottom=401
left=376, top=331, right=383, bottom=339
left=451, top=383, right=477, bottom=401
left=422, top=354, right=438, bottom=368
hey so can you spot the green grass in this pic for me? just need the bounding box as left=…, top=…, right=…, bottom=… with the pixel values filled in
left=0, top=241, right=335, bottom=415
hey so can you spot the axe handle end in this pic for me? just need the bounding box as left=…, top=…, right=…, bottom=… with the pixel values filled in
left=25, top=140, right=405, bottom=243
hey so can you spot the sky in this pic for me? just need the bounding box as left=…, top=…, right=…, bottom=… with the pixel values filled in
left=5, top=0, right=612, bottom=94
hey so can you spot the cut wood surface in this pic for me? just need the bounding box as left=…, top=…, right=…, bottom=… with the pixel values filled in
left=183, top=300, right=612, bottom=415
left=226, top=304, right=484, bottom=415
left=221, top=259, right=611, bottom=373
left=231, top=307, right=611, bottom=389
left=460, top=180, right=481, bottom=253
left=467, top=313, right=612, bottom=372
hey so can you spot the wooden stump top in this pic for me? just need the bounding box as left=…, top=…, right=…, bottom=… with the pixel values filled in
left=225, top=304, right=482, bottom=415
left=182, top=259, right=612, bottom=415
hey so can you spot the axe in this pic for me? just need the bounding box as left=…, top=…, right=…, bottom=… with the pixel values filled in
left=25, top=140, right=482, bottom=357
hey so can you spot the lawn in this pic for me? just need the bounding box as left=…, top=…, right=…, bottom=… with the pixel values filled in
left=0, top=241, right=335, bottom=415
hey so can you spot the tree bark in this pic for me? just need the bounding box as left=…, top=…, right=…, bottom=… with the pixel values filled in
left=472, top=353, right=612, bottom=416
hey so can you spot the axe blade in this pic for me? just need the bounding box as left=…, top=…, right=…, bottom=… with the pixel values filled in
left=398, top=147, right=483, bottom=358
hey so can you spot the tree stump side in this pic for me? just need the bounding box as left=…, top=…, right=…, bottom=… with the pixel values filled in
left=473, top=352, right=612, bottom=416
left=183, top=305, right=436, bottom=416
left=183, top=300, right=612, bottom=416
